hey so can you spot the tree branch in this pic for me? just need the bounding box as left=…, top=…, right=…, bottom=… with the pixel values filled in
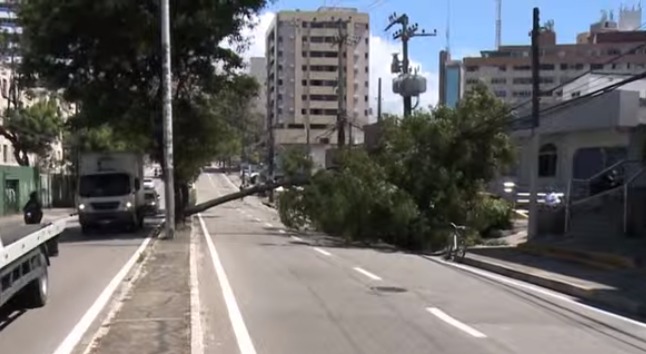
left=184, top=177, right=310, bottom=216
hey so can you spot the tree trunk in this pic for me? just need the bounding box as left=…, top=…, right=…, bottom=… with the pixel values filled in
left=184, top=177, right=309, bottom=216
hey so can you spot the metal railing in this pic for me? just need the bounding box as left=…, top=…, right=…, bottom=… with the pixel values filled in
left=564, top=159, right=646, bottom=235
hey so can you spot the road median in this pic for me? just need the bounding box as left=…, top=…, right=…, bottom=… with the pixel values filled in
left=85, top=225, right=191, bottom=354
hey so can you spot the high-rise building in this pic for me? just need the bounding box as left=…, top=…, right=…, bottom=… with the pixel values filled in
left=0, top=0, right=20, bottom=36
left=265, top=7, right=370, bottom=168
left=462, top=6, right=646, bottom=107
left=248, top=57, right=267, bottom=116
left=438, top=50, right=463, bottom=108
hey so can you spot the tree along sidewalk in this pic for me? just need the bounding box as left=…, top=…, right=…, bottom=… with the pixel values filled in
left=462, top=247, right=646, bottom=319
left=87, top=226, right=190, bottom=354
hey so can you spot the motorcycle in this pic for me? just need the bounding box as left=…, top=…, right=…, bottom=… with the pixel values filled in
left=24, top=208, right=43, bottom=224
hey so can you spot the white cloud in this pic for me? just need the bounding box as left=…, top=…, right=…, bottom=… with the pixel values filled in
left=229, top=11, right=438, bottom=119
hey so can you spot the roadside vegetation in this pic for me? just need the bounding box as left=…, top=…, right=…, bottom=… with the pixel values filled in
left=277, top=84, right=517, bottom=251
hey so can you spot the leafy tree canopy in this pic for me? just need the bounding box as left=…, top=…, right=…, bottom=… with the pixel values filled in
left=278, top=83, right=516, bottom=250
left=1, top=97, right=63, bottom=165
left=18, top=0, right=267, bottom=183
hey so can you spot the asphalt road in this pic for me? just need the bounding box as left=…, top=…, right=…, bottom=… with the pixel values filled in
left=195, top=172, right=646, bottom=354
left=0, top=179, right=164, bottom=354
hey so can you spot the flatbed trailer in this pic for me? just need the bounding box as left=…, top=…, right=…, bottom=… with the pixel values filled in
left=0, top=216, right=70, bottom=309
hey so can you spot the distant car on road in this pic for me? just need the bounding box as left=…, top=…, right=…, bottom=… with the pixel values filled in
left=143, top=190, right=160, bottom=216
left=143, top=178, right=155, bottom=190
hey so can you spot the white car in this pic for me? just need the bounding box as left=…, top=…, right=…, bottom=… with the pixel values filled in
left=143, top=178, right=155, bottom=190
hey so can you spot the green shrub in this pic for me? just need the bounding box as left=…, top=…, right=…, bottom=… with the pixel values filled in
left=473, top=196, right=514, bottom=237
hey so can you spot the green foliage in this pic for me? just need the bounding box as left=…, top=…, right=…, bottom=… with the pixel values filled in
left=472, top=195, right=514, bottom=237
left=278, top=83, right=515, bottom=251
left=1, top=97, right=63, bottom=165
left=18, top=0, right=267, bottom=183
left=279, top=146, right=314, bottom=178
left=278, top=149, right=420, bottom=245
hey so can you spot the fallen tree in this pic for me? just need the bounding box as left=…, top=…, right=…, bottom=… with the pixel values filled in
left=184, top=177, right=310, bottom=216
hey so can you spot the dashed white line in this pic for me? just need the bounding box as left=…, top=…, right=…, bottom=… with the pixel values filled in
left=353, top=267, right=382, bottom=281
left=253, top=217, right=261, bottom=222
left=278, top=229, right=286, bottom=234
left=52, top=236, right=153, bottom=354
left=198, top=215, right=257, bottom=354
left=264, top=222, right=273, bottom=228
left=290, top=235, right=304, bottom=242
left=426, top=307, right=487, bottom=338
left=312, top=247, right=332, bottom=257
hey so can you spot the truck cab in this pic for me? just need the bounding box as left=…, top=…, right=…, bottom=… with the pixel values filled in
left=77, top=153, right=145, bottom=234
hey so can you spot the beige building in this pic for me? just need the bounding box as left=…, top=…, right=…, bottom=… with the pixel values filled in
left=265, top=7, right=370, bottom=168
left=462, top=7, right=646, bottom=107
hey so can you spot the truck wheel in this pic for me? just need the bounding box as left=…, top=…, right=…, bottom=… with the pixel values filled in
left=21, top=252, right=49, bottom=308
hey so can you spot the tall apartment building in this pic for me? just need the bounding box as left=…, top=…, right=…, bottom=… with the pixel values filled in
left=438, top=50, right=463, bottom=108
left=249, top=57, right=267, bottom=116
left=265, top=7, right=370, bottom=168
left=0, top=0, right=19, bottom=36
left=462, top=6, right=646, bottom=107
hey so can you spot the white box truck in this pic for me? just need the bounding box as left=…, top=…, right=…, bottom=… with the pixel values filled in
left=76, top=152, right=145, bottom=234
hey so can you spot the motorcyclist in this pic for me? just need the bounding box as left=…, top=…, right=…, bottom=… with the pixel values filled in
left=23, top=191, right=43, bottom=223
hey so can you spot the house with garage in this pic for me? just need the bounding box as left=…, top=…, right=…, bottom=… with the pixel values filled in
left=497, top=72, right=646, bottom=239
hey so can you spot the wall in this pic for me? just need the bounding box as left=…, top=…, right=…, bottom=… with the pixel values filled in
left=0, top=165, right=38, bottom=216
left=510, top=128, right=629, bottom=191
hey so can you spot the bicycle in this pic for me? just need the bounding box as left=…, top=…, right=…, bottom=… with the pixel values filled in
left=445, top=222, right=468, bottom=262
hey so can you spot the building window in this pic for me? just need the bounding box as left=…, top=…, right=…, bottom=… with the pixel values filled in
left=538, top=143, right=557, bottom=177
left=494, top=90, right=507, bottom=97
left=465, top=66, right=478, bottom=72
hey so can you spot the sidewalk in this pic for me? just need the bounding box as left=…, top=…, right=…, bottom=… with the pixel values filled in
left=462, top=246, right=646, bottom=319
left=87, top=226, right=190, bottom=354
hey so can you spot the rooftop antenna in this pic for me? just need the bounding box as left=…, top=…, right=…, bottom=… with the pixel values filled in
left=446, top=0, right=451, bottom=54
left=495, top=0, right=502, bottom=49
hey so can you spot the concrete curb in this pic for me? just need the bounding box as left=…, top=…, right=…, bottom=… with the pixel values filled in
left=462, top=256, right=646, bottom=318
left=517, top=242, right=639, bottom=270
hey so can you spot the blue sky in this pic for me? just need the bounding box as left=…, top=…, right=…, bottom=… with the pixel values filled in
left=246, top=0, right=639, bottom=114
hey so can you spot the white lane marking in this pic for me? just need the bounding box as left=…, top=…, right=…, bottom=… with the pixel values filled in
left=198, top=215, right=257, bottom=354
left=279, top=229, right=287, bottom=234
left=434, top=257, right=646, bottom=330
left=52, top=236, right=153, bottom=354
left=264, top=222, right=273, bottom=228
left=353, top=267, right=382, bottom=281
left=313, top=247, right=332, bottom=257
left=426, top=307, right=487, bottom=338
left=253, top=217, right=261, bottom=222
left=221, top=174, right=239, bottom=191
left=190, top=223, right=204, bottom=354
left=290, top=235, right=304, bottom=242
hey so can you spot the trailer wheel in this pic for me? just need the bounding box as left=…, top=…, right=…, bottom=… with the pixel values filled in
left=21, top=252, right=49, bottom=308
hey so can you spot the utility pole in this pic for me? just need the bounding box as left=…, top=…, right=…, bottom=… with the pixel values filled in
left=386, top=13, right=436, bottom=117
left=377, top=77, right=382, bottom=121
left=334, top=19, right=349, bottom=148
left=160, top=0, right=175, bottom=239
left=527, top=7, right=541, bottom=240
